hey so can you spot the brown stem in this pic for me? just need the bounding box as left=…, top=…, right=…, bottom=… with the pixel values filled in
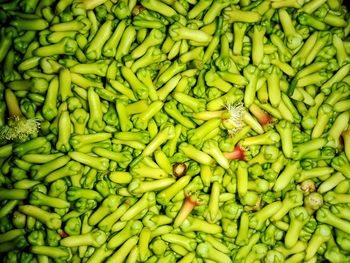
left=173, top=163, right=188, bottom=177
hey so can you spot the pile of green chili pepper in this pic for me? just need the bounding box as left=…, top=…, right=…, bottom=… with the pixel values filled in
left=0, top=0, right=350, bottom=262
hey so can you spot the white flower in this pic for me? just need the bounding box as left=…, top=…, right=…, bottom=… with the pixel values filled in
left=225, top=102, right=245, bottom=135
left=0, top=116, right=40, bottom=142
